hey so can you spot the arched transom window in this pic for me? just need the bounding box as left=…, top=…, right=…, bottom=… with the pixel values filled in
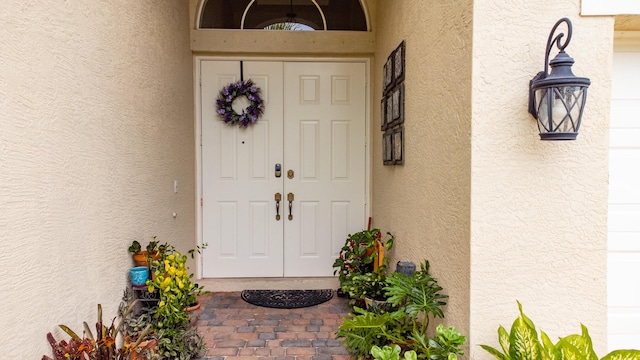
left=199, top=0, right=368, bottom=31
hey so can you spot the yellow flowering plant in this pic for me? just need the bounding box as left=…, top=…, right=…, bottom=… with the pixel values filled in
left=146, top=243, right=205, bottom=329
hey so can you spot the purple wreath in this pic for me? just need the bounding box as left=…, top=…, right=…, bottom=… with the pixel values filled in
left=216, top=80, right=264, bottom=127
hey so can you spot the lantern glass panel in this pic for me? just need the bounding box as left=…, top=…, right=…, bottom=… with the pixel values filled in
left=534, top=88, right=551, bottom=133
left=551, top=86, right=584, bottom=133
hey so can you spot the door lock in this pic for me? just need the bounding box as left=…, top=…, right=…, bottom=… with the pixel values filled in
left=275, top=163, right=282, bottom=178
left=287, top=169, right=294, bottom=179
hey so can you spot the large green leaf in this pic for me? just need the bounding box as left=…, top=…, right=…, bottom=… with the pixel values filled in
left=600, top=349, right=640, bottom=360
left=499, top=326, right=511, bottom=355
left=540, top=331, right=559, bottom=360
left=561, top=325, right=597, bottom=360
left=337, top=307, right=406, bottom=358
left=480, top=345, right=510, bottom=360
left=370, top=345, right=401, bottom=360
left=509, top=315, right=542, bottom=360
left=557, top=338, right=585, bottom=360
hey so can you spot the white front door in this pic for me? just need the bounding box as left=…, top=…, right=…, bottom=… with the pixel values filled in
left=608, top=47, right=640, bottom=350
left=200, top=60, right=367, bottom=278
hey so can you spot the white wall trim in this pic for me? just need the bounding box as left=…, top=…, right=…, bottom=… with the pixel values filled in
left=614, top=31, right=640, bottom=51
left=582, top=0, right=640, bottom=15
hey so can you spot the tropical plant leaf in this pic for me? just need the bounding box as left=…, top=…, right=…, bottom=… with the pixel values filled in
left=579, top=324, right=598, bottom=360
left=405, top=350, right=418, bottom=360
left=508, top=314, right=542, bottom=360
left=540, top=331, right=558, bottom=360
left=480, top=345, right=510, bottom=360
left=370, top=344, right=401, bottom=360
left=557, top=338, right=584, bottom=360
left=58, top=324, right=81, bottom=341
left=562, top=332, right=593, bottom=360
left=337, top=307, right=405, bottom=358
left=498, top=325, right=511, bottom=355
left=601, top=349, right=640, bottom=360
left=517, top=301, right=537, bottom=332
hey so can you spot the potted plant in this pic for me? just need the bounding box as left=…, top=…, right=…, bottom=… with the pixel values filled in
left=333, top=228, right=394, bottom=298
left=128, top=237, right=160, bottom=267
left=119, top=290, right=158, bottom=360
left=43, top=302, right=152, bottom=360
left=347, top=271, right=390, bottom=309
left=337, top=260, right=466, bottom=360
left=145, top=242, right=207, bottom=358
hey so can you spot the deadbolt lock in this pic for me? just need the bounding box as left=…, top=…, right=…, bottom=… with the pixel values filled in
left=287, top=169, right=294, bottom=179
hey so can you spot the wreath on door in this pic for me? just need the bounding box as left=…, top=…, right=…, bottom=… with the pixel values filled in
left=216, top=80, right=264, bottom=127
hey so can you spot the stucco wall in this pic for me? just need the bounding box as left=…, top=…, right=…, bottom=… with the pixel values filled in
left=470, top=1, right=612, bottom=357
left=372, top=0, right=473, bottom=344
left=0, top=2, right=195, bottom=358
left=373, top=0, right=612, bottom=358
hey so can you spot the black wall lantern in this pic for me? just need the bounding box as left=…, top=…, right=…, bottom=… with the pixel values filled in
left=528, top=18, right=591, bottom=140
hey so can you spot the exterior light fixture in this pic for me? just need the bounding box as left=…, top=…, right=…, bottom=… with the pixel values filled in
left=286, top=0, right=297, bottom=23
left=528, top=18, right=590, bottom=140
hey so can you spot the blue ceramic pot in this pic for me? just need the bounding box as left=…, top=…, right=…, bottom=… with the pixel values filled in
left=129, top=266, right=149, bottom=286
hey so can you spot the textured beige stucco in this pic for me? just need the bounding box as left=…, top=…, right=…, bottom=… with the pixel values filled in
left=373, top=0, right=612, bottom=358
left=372, top=0, right=473, bottom=346
left=0, top=0, right=615, bottom=358
left=470, top=1, right=612, bottom=357
left=0, top=2, right=195, bottom=358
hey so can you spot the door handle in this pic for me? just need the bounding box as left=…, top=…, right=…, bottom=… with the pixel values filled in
left=287, top=192, right=294, bottom=221
left=275, top=193, right=282, bottom=221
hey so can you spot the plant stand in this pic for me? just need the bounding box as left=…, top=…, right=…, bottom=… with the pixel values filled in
left=132, top=285, right=159, bottom=307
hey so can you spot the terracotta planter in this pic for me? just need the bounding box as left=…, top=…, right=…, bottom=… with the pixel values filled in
left=185, top=301, right=201, bottom=326
left=127, top=339, right=157, bottom=360
left=132, top=251, right=150, bottom=267
left=132, top=250, right=160, bottom=267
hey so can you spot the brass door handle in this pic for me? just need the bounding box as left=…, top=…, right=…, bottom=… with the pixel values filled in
left=275, top=193, right=282, bottom=221
left=287, top=192, right=294, bottom=221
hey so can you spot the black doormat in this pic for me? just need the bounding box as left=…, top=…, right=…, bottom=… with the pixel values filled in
left=241, top=289, right=333, bottom=309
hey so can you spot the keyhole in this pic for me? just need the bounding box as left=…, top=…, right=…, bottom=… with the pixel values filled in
left=242, top=141, right=245, bottom=144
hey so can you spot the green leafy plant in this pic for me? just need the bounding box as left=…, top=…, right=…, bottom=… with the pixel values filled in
left=43, top=302, right=151, bottom=360
left=371, top=345, right=418, bottom=360
left=337, top=260, right=465, bottom=360
left=147, top=244, right=205, bottom=329
left=144, top=241, right=208, bottom=359
left=118, top=289, right=159, bottom=360
left=128, top=238, right=159, bottom=254
left=347, top=271, right=389, bottom=301
left=333, top=228, right=394, bottom=297
left=155, top=326, right=205, bottom=360
left=385, top=261, right=448, bottom=335
left=128, top=240, right=142, bottom=254
left=410, top=325, right=466, bottom=360
left=481, top=301, right=640, bottom=360
left=338, top=306, right=408, bottom=358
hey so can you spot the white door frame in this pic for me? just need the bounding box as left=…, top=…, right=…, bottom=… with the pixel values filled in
left=194, top=56, right=372, bottom=278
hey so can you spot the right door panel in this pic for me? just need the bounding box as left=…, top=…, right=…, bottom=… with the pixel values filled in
left=283, top=62, right=367, bottom=277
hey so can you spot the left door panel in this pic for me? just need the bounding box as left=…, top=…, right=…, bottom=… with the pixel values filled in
left=201, top=60, right=284, bottom=277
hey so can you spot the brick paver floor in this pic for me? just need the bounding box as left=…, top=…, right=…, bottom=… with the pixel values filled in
left=195, top=291, right=353, bottom=360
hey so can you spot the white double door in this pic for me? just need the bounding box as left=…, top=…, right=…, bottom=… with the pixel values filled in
left=200, top=60, right=367, bottom=278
